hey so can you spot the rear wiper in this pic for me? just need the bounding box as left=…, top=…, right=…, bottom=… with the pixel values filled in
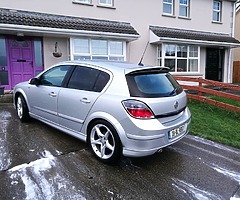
left=169, top=88, right=177, bottom=96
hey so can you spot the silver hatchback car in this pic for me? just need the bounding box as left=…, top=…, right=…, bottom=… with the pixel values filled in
left=14, top=61, right=191, bottom=163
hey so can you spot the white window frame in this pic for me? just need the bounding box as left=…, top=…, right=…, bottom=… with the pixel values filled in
left=73, top=0, right=92, bottom=4
left=163, top=0, right=174, bottom=15
left=179, top=0, right=190, bottom=18
left=213, top=1, right=222, bottom=22
left=70, top=38, right=126, bottom=61
left=99, top=0, right=113, bottom=7
left=157, top=43, right=200, bottom=74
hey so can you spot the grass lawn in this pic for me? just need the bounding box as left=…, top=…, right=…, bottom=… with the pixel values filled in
left=187, top=99, right=240, bottom=149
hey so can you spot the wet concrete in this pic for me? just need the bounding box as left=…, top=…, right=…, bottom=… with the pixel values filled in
left=0, top=103, right=240, bottom=200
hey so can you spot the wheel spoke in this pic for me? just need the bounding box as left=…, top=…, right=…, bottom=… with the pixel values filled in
left=105, top=140, right=114, bottom=151
left=91, top=138, right=102, bottom=145
left=95, top=126, right=104, bottom=138
left=17, top=98, right=23, bottom=118
left=100, top=145, right=106, bottom=158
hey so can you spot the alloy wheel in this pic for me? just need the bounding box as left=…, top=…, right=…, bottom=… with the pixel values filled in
left=90, top=123, right=115, bottom=160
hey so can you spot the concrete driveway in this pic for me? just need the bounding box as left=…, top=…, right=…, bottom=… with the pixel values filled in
left=0, top=103, right=239, bottom=200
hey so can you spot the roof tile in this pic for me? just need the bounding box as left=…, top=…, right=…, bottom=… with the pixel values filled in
left=0, top=8, right=139, bottom=35
left=150, top=26, right=240, bottom=44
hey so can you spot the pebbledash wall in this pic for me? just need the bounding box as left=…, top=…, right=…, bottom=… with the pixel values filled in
left=0, top=0, right=240, bottom=90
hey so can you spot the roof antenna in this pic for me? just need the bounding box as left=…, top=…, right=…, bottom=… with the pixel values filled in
left=138, top=42, right=149, bottom=66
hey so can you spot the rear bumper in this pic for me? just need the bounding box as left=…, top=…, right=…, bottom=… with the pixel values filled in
left=121, top=107, right=191, bottom=157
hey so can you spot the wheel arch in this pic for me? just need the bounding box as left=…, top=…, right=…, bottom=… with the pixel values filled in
left=83, top=112, right=126, bottom=146
left=14, top=89, right=29, bottom=109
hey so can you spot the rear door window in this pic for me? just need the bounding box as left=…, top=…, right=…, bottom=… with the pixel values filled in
left=67, top=66, right=110, bottom=92
left=126, top=71, right=182, bottom=98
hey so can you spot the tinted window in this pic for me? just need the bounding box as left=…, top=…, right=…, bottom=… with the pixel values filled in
left=126, top=72, right=182, bottom=98
left=40, top=65, right=70, bottom=87
left=68, top=66, right=109, bottom=92
left=93, top=71, right=110, bottom=92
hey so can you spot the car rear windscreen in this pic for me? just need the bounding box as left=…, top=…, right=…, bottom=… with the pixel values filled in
left=126, top=71, right=183, bottom=98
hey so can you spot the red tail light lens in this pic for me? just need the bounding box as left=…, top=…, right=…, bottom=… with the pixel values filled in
left=122, top=100, right=154, bottom=119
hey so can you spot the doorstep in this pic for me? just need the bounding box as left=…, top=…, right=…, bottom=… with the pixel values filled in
left=0, top=93, right=13, bottom=103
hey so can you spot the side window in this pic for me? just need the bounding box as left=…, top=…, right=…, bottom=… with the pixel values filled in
left=93, top=71, right=110, bottom=92
left=39, top=65, right=70, bottom=87
left=68, top=66, right=110, bottom=92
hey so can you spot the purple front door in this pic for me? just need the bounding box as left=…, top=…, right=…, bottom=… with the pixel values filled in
left=9, top=38, right=34, bottom=87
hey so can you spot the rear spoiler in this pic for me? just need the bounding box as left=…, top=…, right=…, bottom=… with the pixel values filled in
left=125, top=66, right=170, bottom=75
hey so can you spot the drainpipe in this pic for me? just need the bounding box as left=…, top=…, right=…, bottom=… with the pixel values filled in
left=228, top=1, right=237, bottom=83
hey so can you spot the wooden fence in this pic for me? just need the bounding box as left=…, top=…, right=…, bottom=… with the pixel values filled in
left=233, top=61, right=240, bottom=83
left=174, top=77, right=240, bottom=112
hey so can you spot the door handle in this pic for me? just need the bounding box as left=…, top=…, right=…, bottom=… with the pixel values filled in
left=80, top=97, right=90, bottom=104
left=49, top=92, right=57, bottom=97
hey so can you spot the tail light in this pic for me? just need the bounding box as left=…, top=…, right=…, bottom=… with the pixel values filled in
left=122, top=100, right=154, bottom=119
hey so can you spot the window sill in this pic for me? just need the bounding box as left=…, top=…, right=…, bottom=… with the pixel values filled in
left=212, top=21, right=222, bottom=24
left=178, top=16, right=191, bottom=20
left=162, top=14, right=176, bottom=18
left=97, top=5, right=116, bottom=9
left=72, top=1, right=93, bottom=6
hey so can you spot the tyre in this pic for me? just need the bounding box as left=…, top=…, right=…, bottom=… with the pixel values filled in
left=16, top=94, right=30, bottom=122
left=88, top=120, right=122, bottom=164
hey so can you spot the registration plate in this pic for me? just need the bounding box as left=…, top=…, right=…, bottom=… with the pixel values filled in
left=168, top=123, right=187, bottom=140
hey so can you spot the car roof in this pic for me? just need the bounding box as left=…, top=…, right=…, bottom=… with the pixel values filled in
left=56, top=60, right=169, bottom=74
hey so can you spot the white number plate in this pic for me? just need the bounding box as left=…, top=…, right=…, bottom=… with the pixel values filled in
left=168, top=123, right=187, bottom=140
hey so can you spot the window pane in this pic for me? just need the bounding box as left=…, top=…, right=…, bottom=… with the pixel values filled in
left=40, top=66, right=70, bottom=87
left=165, top=44, right=175, bottom=56
left=92, top=56, right=108, bottom=60
left=165, top=59, right=175, bottom=72
left=179, top=6, right=187, bottom=17
left=74, top=39, right=89, bottom=53
left=109, top=57, right=124, bottom=61
left=163, top=4, right=172, bottom=14
left=177, top=45, right=187, bottom=57
left=93, top=71, right=110, bottom=92
left=164, top=0, right=172, bottom=3
left=92, top=40, right=107, bottom=55
left=189, top=59, right=198, bottom=72
left=0, top=36, right=7, bottom=66
left=213, top=1, right=220, bottom=10
left=158, top=45, right=162, bottom=57
left=126, top=73, right=182, bottom=98
left=99, top=0, right=112, bottom=5
left=110, top=41, right=123, bottom=55
left=180, top=0, right=187, bottom=4
left=213, top=12, right=220, bottom=21
left=189, top=46, right=198, bottom=57
left=73, top=56, right=91, bottom=60
left=177, top=59, right=187, bottom=72
left=68, top=66, right=100, bottom=91
left=34, top=38, right=43, bottom=67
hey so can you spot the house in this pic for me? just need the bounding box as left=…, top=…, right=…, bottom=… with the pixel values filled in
left=0, top=0, right=239, bottom=90
left=233, top=1, right=240, bottom=82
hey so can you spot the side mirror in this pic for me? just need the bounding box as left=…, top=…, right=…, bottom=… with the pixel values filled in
left=29, top=78, right=40, bottom=85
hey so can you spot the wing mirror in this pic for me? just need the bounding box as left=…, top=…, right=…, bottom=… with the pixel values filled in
left=29, top=78, right=40, bottom=85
